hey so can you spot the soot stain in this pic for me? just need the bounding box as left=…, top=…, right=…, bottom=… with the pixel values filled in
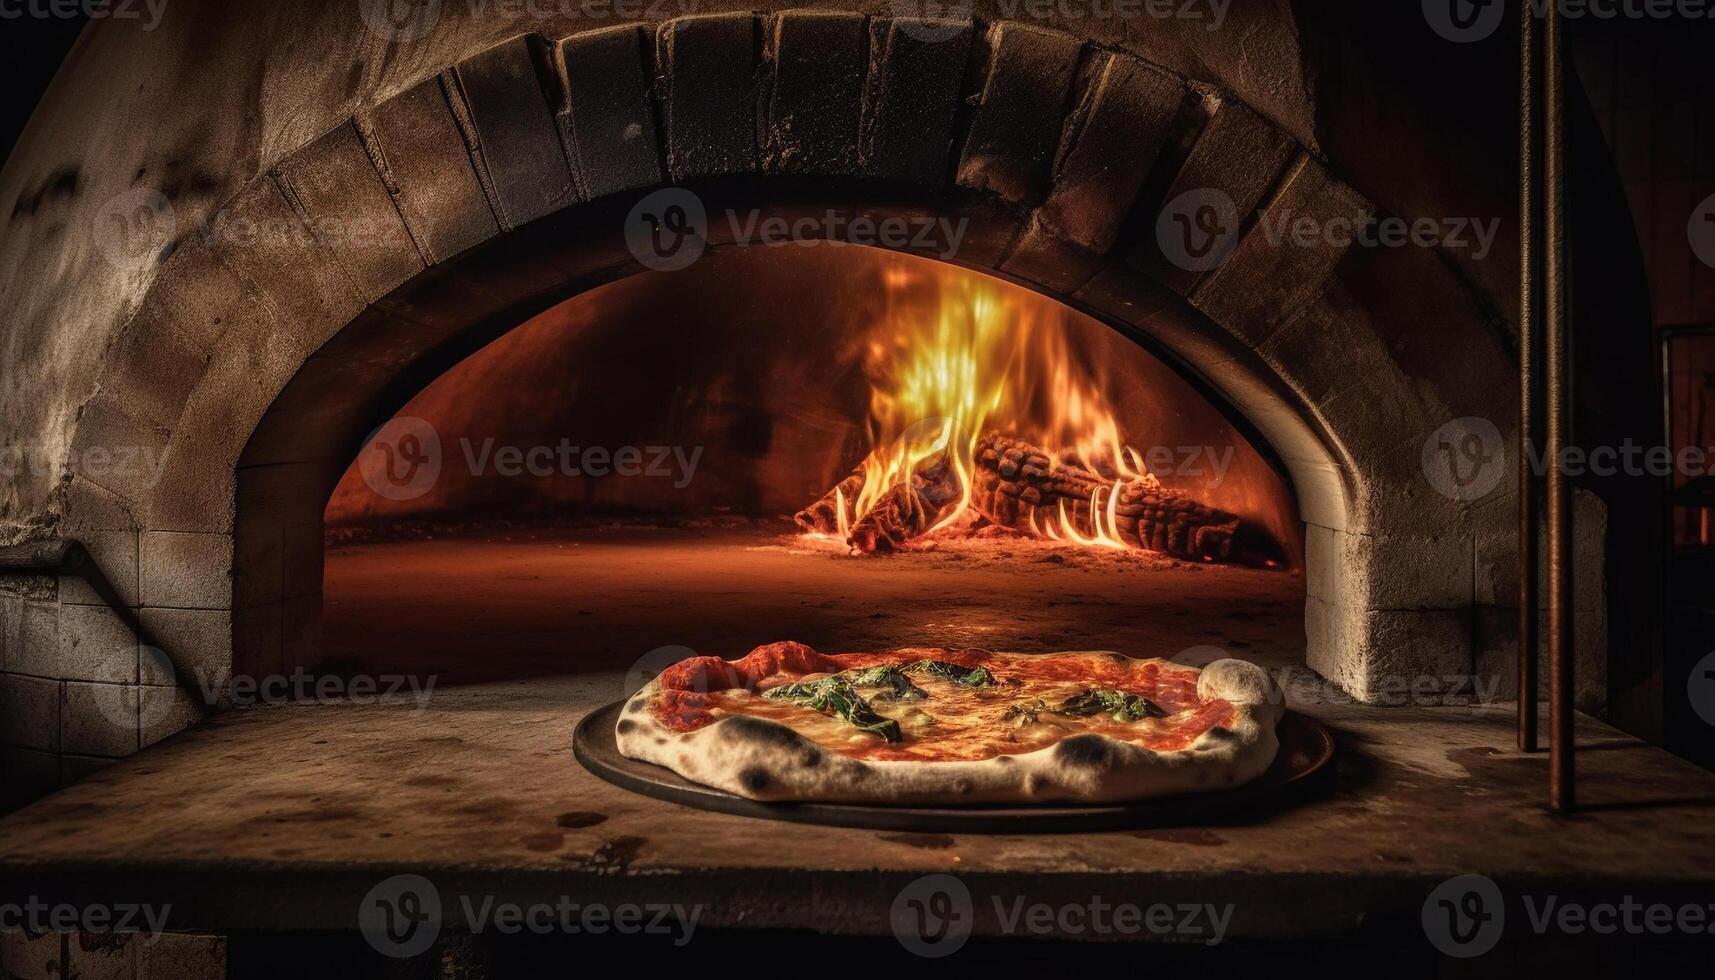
left=739, top=766, right=770, bottom=793
left=556, top=811, right=609, bottom=829
left=521, top=832, right=564, bottom=853
left=723, top=714, right=805, bottom=749
left=587, top=836, right=648, bottom=872
left=1131, top=829, right=1228, bottom=847
left=1055, top=734, right=1115, bottom=768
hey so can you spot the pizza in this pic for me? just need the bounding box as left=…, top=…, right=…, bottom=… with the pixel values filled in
left=614, top=641, right=1284, bottom=804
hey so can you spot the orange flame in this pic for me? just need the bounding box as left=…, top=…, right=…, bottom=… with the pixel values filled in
left=831, top=263, right=1155, bottom=547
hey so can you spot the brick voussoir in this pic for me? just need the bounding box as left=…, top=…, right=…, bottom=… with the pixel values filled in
left=556, top=25, right=662, bottom=200
left=764, top=10, right=867, bottom=176
left=656, top=13, right=763, bottom=181
left=861, top=18, right=973, bottom=185
left=452, top=34, right=580, bottom=229
left=956, top=21, right=1085, bottom=205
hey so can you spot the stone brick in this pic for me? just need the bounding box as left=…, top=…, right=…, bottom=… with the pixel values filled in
left=1361, top=608, right=1475, bottom=703
left=65, top=934, right=136, bottom=980
left=1191, top=154, right=1373, bottom=346
left=58, top=476, right=141, bottom=534
left=956, top=22, right=1083, bottom=204
left=454, top=35, right=578, bottom=228
left=205, top=177, right=366, bottom=349
left=0, top=594, right=16, bottom=673
left=281, top=595, right=323, bottom=675
left=765, top=11, right=866, bottom=175
left=657, top=13, right=761, bottom=180
left=68, top=394, right=171, bottom=504
left=11, top=602, right=58, bottom=679
left=140, top=531, right=232, bottom=609
left=276, top=121, right=424, bottom=302
left=139, top=933, right=226, bottom=980
left=862, top=19, right=972, bottom=184
left=1032, top=53, right=1185, bottom=252
left=362, top=74, right=501, bottom=264
left=0, top=673, right=60, bottom=752
left=61, top=681, right=140, bottom=757
left=59, top=529, right=140, bottom=608
left=140, top=608, right=231, bottom=692
left=49, top=604, right=137, bottom=685
left=1133, top=94, right=1295, bottom=294
left=98, top=313, right=210, bottom=430
left=140, top=684, right=203, bottom=749
left=0, top=745, right=60, bottom=812
left=557, top=25, right=661, bottom=199
left=232, top=521, right=282, bottom=610
left=126, top=235, right=250, bottom=354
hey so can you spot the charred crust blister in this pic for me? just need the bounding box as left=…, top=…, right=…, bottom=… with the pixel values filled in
left=616, top=719, right=637, bottom=735
left=1054, top=734, right=1116, bottom=769
left=738, top=766, right=771, bottom=793
left=722, top=714, right=808, bottom=749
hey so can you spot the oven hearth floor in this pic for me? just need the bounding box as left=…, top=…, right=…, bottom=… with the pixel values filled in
left=2, top=673, right=1713, bottom=939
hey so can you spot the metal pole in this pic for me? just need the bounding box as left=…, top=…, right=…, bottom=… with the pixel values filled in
left=1544, top=0, right=1575, bottom=813
left=1518, top=0, right=1541, bottom=753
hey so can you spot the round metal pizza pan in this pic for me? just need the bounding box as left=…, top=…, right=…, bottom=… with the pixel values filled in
left=572, top=700, right=1336, bottom=833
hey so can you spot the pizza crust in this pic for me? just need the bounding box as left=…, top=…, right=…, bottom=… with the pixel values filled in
left=614, top=651, right=1285, bottom=805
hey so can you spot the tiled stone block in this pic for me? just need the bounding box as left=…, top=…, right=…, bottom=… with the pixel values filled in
left=123, top=235, right=250, bottom=354
left=956, top=22, right=1083, bottom=203
left=233, top=521, right=282, bottom=610
left=141, top=685, right=203, bottom=749
left=281, top=595, right=324, bottom=675
left=276, top=121, right=425, bottom=302
left=99, top=316, right=210, bottom=430
left=61, top=681, right=140, bottom=757
left=66, top=935, right=136, bottom=980
left=68, top=395, right=171, bottom=504
left=557, top=25, right=661, bottom=199
left=0, top=673, right=60, bottom=752
left=1192, top=154, right=1373, bottom=346
left=206, top=177, right=366, bottom=347
left=363, top=74, right=501, bottom=264
left=233, top=602, right=283, bottom=684
left=657, top=14, right=761, bottom=180
left=765, top=11, right=866, bottom=175
left=140, top=608, right=231, bottom=693
left=862, top=18, right=972, bottom=183
left=455, top=35, right=578, bottom=228
left=282, top=522, right=324, bottom=600
left=58, top=476, right=141, bottom=534
left=1133, top=94, right=1295, bottom=294
left=1361, top=608, right=1476, bottom=703
left=50, top=604, right=138, bottom=685
left=140, top=531, right=232, bottom=610
left=0, top=909, right=64, bottom=974
left=140, top=933, right=226, bottom=980
left=59, top=529, right=140, bottom=608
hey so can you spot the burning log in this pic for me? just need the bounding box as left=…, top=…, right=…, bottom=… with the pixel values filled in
left=796, top=434, right=1283, bottom=565
left=795, top=455, right=963, bottom=554
left=972, top=434, right=1258, bottom=562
